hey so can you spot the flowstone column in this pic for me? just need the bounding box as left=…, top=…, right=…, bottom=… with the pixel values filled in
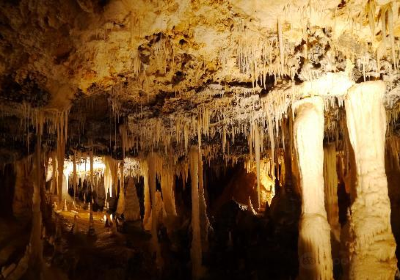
left=345, top=81, right=397, bottom=279
left=294, top=97, right=333, bottom=280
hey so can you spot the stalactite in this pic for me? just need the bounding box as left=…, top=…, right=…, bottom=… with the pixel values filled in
left=190, top=146, right=203, bottom=279
left=267, top=115, right=275, bottom=177
left=345, top=81, right=398, bottom=279
left=197, top=119, right=202, bottom=149
left=104, top=156, right=119, bottom=198
left=294, top=97, right=333, bottom=280
left=184, top=123, right=189, bottom=152
left=323, top=143, right=340, bottom=242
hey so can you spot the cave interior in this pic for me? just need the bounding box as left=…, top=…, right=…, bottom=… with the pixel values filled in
left=1, top=0, right=400, bottom=279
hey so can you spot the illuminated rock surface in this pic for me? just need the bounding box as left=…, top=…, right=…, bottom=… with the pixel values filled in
left=294, top=97, right=333, bottom=280
left=345, top=81, right=398, bottom=280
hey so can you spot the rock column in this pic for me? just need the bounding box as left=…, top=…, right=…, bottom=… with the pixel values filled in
left=294, top=97, right=333, bottom=280
left=345, top=81, right=397, bottom=279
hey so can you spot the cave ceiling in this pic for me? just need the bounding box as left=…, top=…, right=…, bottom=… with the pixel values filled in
left=0, top=0, right=400, bottom=161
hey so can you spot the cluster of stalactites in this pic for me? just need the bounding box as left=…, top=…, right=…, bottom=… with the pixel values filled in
left=120, top=72, right=367, bottom=165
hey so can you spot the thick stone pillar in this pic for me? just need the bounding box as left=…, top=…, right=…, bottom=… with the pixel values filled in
left=345, top=81, right=397, bottom=279
left=294, top=97, right=333, bottom=280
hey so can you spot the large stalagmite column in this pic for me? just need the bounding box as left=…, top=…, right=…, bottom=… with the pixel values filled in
left=294, top=97, right=333, bottom=280
left=345, top=81, right=398, bottom=279
left=190, top=146, right=203, bottom=279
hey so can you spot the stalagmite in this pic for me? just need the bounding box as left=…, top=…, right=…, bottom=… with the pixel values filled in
left=124, top=176, right=141, bottom=221
left=323, top=143, right=340, bottom=242
left=148, top=154, right=162, bottom=267
left=294, top=97, right=333, bottom=280
left=345, top=81, right=398, bottom=279
left=190, top=146, right=203, bottom=279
